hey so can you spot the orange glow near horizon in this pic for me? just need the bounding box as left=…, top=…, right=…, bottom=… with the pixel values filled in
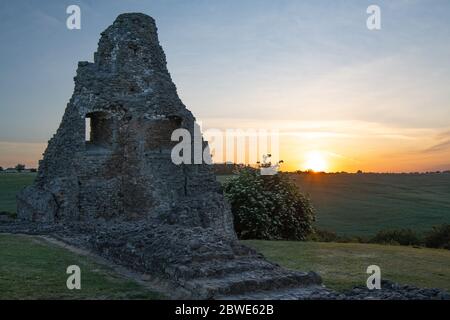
left=2, top=119, right=450, bottom=174
left=302, top=150, right=329, bottom=172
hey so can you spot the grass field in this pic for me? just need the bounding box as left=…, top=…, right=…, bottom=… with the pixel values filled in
left=0, top=172, right=36, bottom=214
left=219, top=173, right=450, bottom=237
left=291, top=173, right=450, bottom=236
left=1, top=234, right=449, bottom=298
left=244, top=240, right=450, bottom=291
left=0, top=234, right=162, bottom=299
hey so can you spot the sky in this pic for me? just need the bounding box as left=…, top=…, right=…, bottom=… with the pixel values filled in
left=0, top=0, right=450, bottom=172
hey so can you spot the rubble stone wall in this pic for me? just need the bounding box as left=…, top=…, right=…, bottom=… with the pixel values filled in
left=17, top=13, right=235, bottom=241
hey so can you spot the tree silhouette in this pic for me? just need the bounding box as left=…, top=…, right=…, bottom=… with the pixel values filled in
left=15, top=164, right=25, bottom=172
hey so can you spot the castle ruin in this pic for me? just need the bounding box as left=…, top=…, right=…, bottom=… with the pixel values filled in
left=15, top=13, right=323, bottom=299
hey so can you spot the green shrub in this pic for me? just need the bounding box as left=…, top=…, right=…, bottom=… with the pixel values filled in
left=308, top=228, right=339, bottom=242
left=223, top=167, right=315, bottom=240
left=308, top=229, right=369, bottom=243
left=424, top=224, right=450, bottom=250
left=336, top=235, right=368, bottom=243
left=370, top=228, right=421, bottom=246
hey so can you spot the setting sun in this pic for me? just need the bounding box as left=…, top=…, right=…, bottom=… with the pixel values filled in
left=302, top=151, right=329, bottom=172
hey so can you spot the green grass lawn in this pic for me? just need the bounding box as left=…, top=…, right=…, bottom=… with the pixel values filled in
left=2, top=234, right=448, bottom=298
left=0, top=234, right=163, bottom=299
left=244, top=240, right=450, bottom=291
left=0, top=172, right=36, bottom=214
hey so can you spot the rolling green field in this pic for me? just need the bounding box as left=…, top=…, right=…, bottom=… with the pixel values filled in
left=219, top=173, right=450, bottom=237
left=290, top=173, right=450, bottom=236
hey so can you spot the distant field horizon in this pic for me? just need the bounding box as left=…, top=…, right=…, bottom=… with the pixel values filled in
left=2, top=164, right=450, bottom=175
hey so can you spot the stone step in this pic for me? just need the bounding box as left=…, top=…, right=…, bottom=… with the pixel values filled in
left=171, top=256, right=277, bottom=279
left=216, top=285, right=332, bottom=300
left=181, top=269, right=320, bottom=299
left=186, top=242, right=264, bottom=264
left=190, top=251, right=236, bottom=263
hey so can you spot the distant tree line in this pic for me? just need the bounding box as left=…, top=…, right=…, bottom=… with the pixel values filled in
left=0, top=164, right=36, bottom=172
left=212, top=164, right=450, bottom=175
left=292, top=170, right=450, bottom=175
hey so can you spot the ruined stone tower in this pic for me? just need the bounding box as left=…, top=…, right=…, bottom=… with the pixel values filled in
left=16, top=13, right=322, bottom=299
left=18, top=13, right=233, bottom=236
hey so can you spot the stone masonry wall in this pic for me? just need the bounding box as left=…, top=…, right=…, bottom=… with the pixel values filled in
left=17, top=13, right=236, bottom=241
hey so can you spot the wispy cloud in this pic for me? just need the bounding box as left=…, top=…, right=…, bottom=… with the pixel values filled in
left=424, top=130, right=450, bottom=152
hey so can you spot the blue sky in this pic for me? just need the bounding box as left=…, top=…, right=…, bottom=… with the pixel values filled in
left=1, top=0, right=450, bottom=171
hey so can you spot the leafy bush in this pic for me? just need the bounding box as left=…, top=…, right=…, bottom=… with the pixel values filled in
left=424, top=224, right=450, bottom=250
left=370, top=228, right=421, bottom=246
left=223, top=167, right=315, bottom=240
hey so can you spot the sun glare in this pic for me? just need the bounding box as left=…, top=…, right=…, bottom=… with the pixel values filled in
left=303, top=151, right=328, bottom=172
